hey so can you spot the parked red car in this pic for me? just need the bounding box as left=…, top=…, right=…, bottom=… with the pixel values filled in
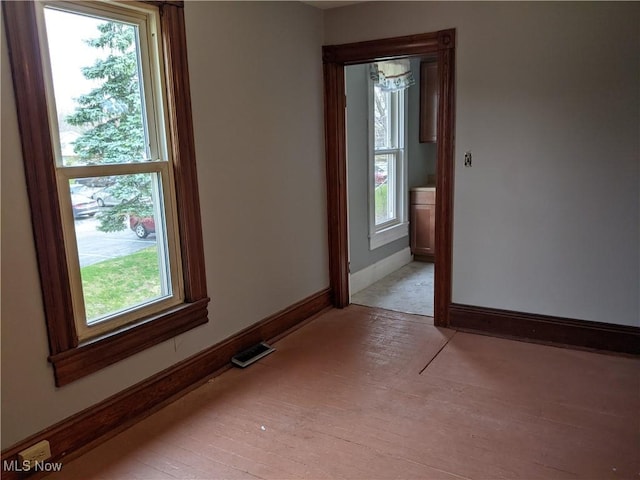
left=129, top=215, right=155, bottom=238
left=375, top=165, right=388, bottom=187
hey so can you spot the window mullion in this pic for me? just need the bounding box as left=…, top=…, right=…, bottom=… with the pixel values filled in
left=374, top=148, right=401, bottom=156
left=58, top=162, right=167, bottom=180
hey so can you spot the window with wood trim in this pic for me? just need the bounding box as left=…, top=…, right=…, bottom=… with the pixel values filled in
left=369, top=79, right=408, bottom=250
left=3, top=0, right=209, bottom=387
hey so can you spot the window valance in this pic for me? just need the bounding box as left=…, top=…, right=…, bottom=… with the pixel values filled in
left=370, top=60, right=415, bottom=92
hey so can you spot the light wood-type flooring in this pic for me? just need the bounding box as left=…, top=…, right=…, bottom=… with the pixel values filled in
left=50, top=305, right=639, bottom=479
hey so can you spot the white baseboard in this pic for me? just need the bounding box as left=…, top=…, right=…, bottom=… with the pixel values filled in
left=349, top=247, right=413, bottom=297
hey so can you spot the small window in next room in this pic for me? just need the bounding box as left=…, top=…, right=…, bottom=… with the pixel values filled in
left=368, top=61, right=410, bottom=250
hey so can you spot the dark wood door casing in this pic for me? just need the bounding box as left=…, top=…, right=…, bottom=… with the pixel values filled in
left=322, top=29, right=456, bottom=327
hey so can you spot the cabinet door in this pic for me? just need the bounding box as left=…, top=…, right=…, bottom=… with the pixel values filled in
left=419, top=61, right=438, bottom=143
left=410, top=203, right=436, bottom=257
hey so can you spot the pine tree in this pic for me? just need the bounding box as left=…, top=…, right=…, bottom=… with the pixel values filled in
left=67, top=21, right=153, bottom=232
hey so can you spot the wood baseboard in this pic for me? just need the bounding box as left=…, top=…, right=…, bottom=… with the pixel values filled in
left=450, top=303, right=640, bottom=355
left=1, top=288, right=332, bottom=479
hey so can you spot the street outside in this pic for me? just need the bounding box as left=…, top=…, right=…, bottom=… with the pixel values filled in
left=74, top=215, right=155, bottom=267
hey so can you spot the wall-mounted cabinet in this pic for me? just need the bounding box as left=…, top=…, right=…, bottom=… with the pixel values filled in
left=419, top=61, right=438, bottom=143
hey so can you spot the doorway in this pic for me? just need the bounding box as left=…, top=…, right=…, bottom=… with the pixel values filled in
left=345, top=59, right=435, bottom=317
left=322, top=30, right=456, bottom=327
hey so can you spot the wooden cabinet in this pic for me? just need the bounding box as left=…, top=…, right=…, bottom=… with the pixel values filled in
left=419, top=61, right=438, bottom=143
left=410, top=188, right=435, bottom=261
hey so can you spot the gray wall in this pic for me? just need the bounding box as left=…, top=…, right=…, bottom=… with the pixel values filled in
left=329, top=1, right=640, bottom=326
left=1, top=1, right=328, bottom=448
left=347, top=62, right=436, bottom=273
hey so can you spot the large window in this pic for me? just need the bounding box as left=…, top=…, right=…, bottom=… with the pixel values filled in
left=41, top=2, right=183, bottom=340
left=4, top=0, right=209, bottom=386
left=369, top=82, right=408, bottom=249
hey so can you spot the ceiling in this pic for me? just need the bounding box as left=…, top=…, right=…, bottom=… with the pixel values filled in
left=302, top=1, right=363, bottom=9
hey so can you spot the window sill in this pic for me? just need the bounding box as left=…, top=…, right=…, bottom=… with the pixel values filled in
left=49, top=298, right=209, bottom=387
left=369, top=222, right=408, bottom=250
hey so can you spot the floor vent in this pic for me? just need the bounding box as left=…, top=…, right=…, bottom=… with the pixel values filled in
left=231, top=342, right=275, bottom=368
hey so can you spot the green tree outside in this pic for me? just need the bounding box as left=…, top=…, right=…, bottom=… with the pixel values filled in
left=67, top=21, right=153, bottom=233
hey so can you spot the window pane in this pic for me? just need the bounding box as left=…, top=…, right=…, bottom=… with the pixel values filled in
left=45, top=8, right=150, bottom=166
left=373, top=86, right=391, bottom=149
left=373, top=86, right=401, bottom=150
left=69, top=173, right=171, bottom=324
left=375, top=153, right=396, bottom=225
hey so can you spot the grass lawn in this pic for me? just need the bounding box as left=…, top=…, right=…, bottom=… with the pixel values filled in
left=375, top=183, right=389, bottom=222
left=81, top=246, right=161, bottom=320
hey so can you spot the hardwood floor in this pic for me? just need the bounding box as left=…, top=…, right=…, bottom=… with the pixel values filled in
left=50, top=305, right=639, bottom=479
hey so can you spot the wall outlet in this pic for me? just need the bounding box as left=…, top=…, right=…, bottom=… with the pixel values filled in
left=464, top=151, right=472, bottom=167
left=18, top=440, right=51, bottom=470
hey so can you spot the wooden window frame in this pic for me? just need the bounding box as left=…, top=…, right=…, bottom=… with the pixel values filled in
left=3, top=0, right=209, bottom=387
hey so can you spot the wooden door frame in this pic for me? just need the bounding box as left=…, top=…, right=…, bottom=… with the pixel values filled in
left=322, top=29, right=456, bottom=327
